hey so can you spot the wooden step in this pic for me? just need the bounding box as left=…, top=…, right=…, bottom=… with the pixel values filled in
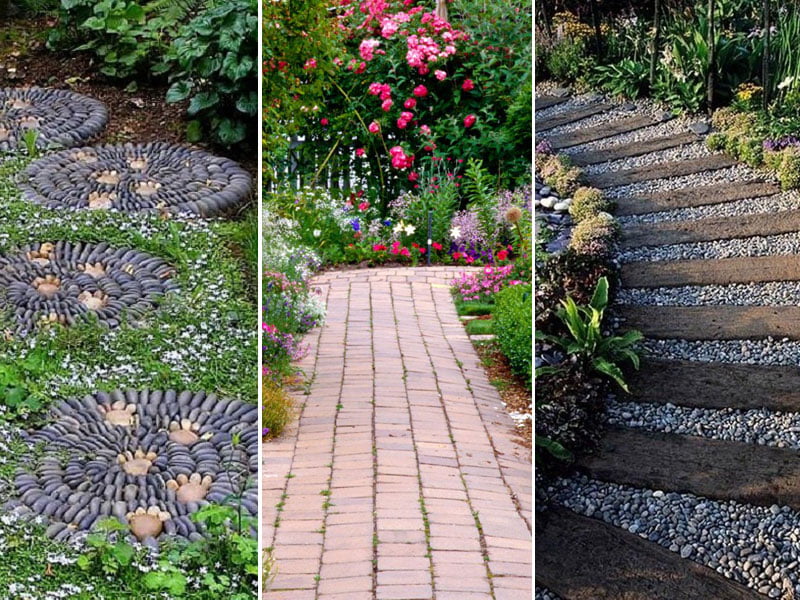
left=581, top=428, right=800, bottom=511
left=535, top=95, right=569, bottom=110
left=621, top=254, right=800, bottom=288
left=536, top=508, right=763, bottom=600
left=570, top=131, right=698, bottom=167
left=548, top=115, right=658, bottom=150
left=619, top=305, right=800, bottom=340
left=615, top=181, right=780, bottom=216
left=622, top=208, right=800, bottom=248
left=536, top=102, right=614, bottom=132
left=627, top=358, right=800, bottom=412
left=587, top=154, right=737, bottom=189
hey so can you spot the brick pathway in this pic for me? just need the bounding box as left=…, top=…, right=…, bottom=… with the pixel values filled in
left=263, top=267, right=532, bottom=600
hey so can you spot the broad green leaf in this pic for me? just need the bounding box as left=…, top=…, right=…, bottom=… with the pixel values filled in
left=187, top=91, right=220, bottom=116
left=166, top=81, right=192, bottom=103
left=593, top=358, right=629, bottom=392
left=590, top=276, right=609, bottom=311
left=535, top=435, right=572, bottom=461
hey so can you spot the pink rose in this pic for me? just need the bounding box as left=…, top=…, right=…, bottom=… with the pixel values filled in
left=303, top=58, right=317, bottom=70
left=462, top=78, right=475, bottom=91
left=320, top=118, right=329, bottom=126
left=434, top=69, right=447, bottom=81
left=368, top=121, right=381, bottom=134
left=463, top=114, right=477, bottom=128
left=404, top=98, right=417, bottom=109
left=419, top=124, right=431, bottom=136
left=413, top=85, right=428, bottom=97
left=381, top=99, right=393, bottom=111
left=355, top=148, right=365, bottom=157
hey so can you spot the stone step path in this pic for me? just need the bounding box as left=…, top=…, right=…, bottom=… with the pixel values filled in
left=536, top=100, right=613, bottom=132
left=536, top=508, right=761, bottom=600
left=536, top=94, right=800, bottom=599
left=587, top=154, right=738, bottom=189
left=548, top=114, right=660, bottom=151
left=621, top=254, right=800, bottom=287
left=619, top=305, right=800, bottom=340
left=626, top=358, right=800, bottom=412
left=614, top=180, right=780, bottom=216
left=569, top=131, right=698, bottom=167
left=622, top=208, right=800, bottom=248
left=263, top=268, right=532, bottom=600
left=579, top=428, right=800, bottom=512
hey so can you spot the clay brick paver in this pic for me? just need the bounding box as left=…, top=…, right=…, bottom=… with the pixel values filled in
left=263, top=268, right=532, bottom=599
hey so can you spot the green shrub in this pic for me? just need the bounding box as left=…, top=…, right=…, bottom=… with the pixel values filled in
left=569, top=212, right=619, bottom=257
left=568, top=187, right=609, bottom=223
left=723, top=134, right=741, bottom=159
left=493, top=283, right=532, bottom=384
left=764, top=148, right=784, bottom=171
left=160, top=0, right=257, bottom=146
left=737, top=138, right=764, bottom=167
left=262, top=380, right=293, bottom=438
left=710, top=106, right=739, bottom=131
left=544, top=38, right=594, bottom=84
left=705, top=132, right=727, bottom=151
left=779, top=148, right=800, bottom=190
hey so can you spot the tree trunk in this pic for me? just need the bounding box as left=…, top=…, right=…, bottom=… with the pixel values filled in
left=436, top=0, right=448, bottom=22
left=707, top=0, right=716, bottom=114
left=649, top=0, right=662, bottom=88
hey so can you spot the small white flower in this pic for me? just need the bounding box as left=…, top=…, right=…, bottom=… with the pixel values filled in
left=313, top=229, right=321, bottom=238
left=393, top=221, right=405, bottom=234
left=778, top=76, right=795, bottom=90
left=450, top=226, right=461, bottom=240
left=404, top=224, right=416, bottom=235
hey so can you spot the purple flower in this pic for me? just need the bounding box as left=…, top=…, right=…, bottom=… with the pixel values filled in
left=350, top=219, right=361, bottom=232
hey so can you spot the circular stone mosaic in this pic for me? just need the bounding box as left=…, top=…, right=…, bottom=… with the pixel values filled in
left=0, top=241, right=178, bottom=335
left=0, top=87, right=107, bottom=151
left=8, top=390, right=258, bottom=545
left=19, top=142, right=252, bottom=216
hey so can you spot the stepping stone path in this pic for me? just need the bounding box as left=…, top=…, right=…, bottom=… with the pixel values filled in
left=536, top=94, right=800, bottom=598
left=0, top=87, right=107, bottom=150
left=264, top=268, right=532, bottom=599
left=0, top=241, right=178, bottom=334
left=20, top=142, right=252, bottom=216
left=10, top=389, right=258, bottom=547
left=0, top=87, right=256, bottom=548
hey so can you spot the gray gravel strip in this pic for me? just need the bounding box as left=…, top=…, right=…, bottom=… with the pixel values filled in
left=535, top=586, right=562, bottom=600
left=582, top=142, right=712, bottom=176
left=618, top=191, right=796, bottom=226
left=562, top=116, right=689, bottom=155
left=639, top=338, right=800, bottom=366
left=546, top=475, right=800, bottom=598
left=604, top=165, right=760, bottom=199
left=607, top=399, right=800, bottom=449
left=619, top=231, right=800, bottom=263
left=617, top=281, right=800, bottom=307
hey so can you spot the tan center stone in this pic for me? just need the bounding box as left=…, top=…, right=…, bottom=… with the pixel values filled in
left=79, top=293, right=106, bottom=311
left=81, top=263, right=106, bottom=278
left=121, top=458, right=152, bottom=476
left=88, top=191, right=113, bottom=210
left=19, top=116, right=39, bottom=129
left=0, top=127, right=8, bottom=142
left=135, top=181, right=160, bottom=196
left=105, top=409, right=134, bottom=426
left=31, top=257, right=50, bottom=267
left=169, top=428, right=199, bottom=445
left=95, top=171, right=120, bottom=185
left=36, top=282, right=59, bottom=298
left=176, top=482, right=208, bottom=503
left=128, top=514, right=163, bottom=540
left=75, top=150, right=98, bottom=163
left=128, top=157, right=147, bottom=170
left=10, top=99, right=30, bottom=109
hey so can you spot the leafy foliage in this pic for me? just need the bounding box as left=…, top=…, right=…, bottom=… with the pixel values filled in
left=493, top=283, right=533, bottom=384
left=536, top=277, right=642, bottom=391
left=160, top=0, right=257, bottom=146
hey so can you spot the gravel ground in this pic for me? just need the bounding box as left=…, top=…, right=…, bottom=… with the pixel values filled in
left=619, top=231, right=800, bottom=263
left=535, top=92, right=600, bottom=121
left=617, top=280, right=800, bottom=307
left=639, top=338, right=800, bottom=365
left=535, top=586, right=562, bottom=600
left=562, top=115, right=690, bottom=154
left=607, top=399, right=800, bottom=449
left=618, top=190, right=796, bottom=226
left=582, top=142, right=712, bottom=176
left=603, top=165, right=760, bottom=199
left=546, top=475, right=800, bottom=599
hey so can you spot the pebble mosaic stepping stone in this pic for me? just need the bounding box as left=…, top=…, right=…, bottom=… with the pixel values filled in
left=7, top=389, right=258, bottom=546
left=0, top=87, right=107, bottom=151
left=19, top=142, right=252, bottom=216
left=0, top=241, right=178, bottom=335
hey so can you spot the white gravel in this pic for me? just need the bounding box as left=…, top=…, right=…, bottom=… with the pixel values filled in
left=603, top=165, right=760, bottom=199
left=546, top=475, right=800, bottom=599
left=640, top=338, right=800, bottom=366
left=535, top=586, right=561, bottom=600
left=607, top=400, right=800, bottom=449
left=617, top=281, right=800, bottom=307
left=619, top=232, right=800, bottom=263
left=562, top=116, right=690, bottom=154
left=582, top=142, right=712, bottom=176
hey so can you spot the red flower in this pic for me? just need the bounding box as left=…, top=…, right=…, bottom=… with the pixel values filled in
left=399, top=247, right=411, bottom=257
left=358, top=201, right=370, bottom=211
left=413, top=84, right=428, bottom=97
left=496, top=249, right=508, bottom=261
left=355, top=148, right=365, bottom=157
left=464, top=114, right=477, bottom=128
left=419, top=247, right=426, bottom=254
left=404, top=98, right=417, bottom=109
left=452, top=252, right=462, bottom=260
left=373, top=244, right=387, bottom=252
left=320, top=118, right=329, bottom=126
left=408, top=171, right=419, bottom=182
left=462, top=78, right=475, bottom=91
left=432, top=242, right=442, bottom=250
left=303, top=58, right=317, bottom=70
